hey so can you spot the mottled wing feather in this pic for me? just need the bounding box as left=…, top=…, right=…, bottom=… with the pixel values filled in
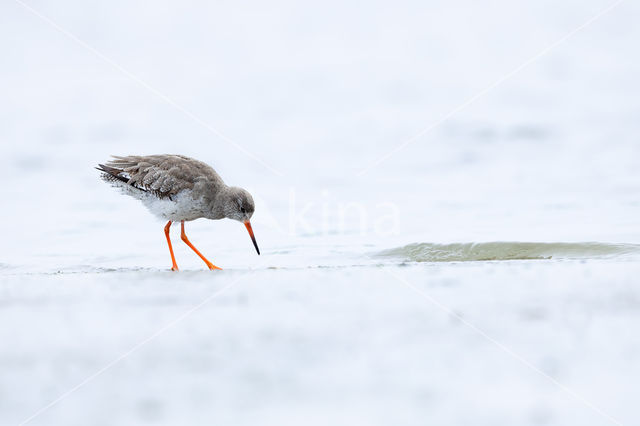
left=101, top=154, right=223, bottom=199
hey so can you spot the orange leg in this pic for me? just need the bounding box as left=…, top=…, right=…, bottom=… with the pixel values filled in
left=164, top=221, right=179, bottom=271
left=181, top=221, right=222, bottom=270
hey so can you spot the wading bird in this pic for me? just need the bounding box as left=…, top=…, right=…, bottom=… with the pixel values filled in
left=97, top=155, right=259, bottom=271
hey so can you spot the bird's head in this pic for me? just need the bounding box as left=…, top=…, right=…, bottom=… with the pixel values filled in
left=221, top=186, right=260, bottom=255
left=222, top=186, right=255, bottom=222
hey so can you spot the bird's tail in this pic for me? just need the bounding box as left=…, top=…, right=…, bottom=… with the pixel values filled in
left=96, top=163, right=130, bottom=184
left=96, top=163, right=153, bottom=203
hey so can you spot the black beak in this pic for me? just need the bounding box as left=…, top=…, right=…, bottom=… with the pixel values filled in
left=244, top=221, right=260, bottom=255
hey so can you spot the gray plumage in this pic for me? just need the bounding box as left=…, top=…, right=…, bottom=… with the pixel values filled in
left=97, top=154, right=255, bottom=223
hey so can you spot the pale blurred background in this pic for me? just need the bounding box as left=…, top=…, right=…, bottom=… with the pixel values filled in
left=1, top=1, right=639, bottom=425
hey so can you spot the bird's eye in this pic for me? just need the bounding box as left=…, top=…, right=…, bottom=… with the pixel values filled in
left=240, top=207, right=246, bottom=214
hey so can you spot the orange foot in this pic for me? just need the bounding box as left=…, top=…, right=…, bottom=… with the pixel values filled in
left=204, top=261, right=222, bottom=271
left=181, top=221, right=222, bottom=271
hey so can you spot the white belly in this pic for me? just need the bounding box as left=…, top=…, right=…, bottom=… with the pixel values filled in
left=141, top=190, right=206, bottom=222
left=108, top=179, right=209, bottom=222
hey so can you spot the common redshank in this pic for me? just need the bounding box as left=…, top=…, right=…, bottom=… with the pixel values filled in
left=97, top=154, right=260, bottom=271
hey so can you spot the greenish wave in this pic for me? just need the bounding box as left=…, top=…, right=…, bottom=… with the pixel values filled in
left=377, top=242, right=640, bottom=262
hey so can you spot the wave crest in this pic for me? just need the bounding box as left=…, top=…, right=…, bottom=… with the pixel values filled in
left=377, top=242, right=640, bottom=262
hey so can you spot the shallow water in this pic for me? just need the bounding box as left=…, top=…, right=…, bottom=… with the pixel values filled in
left=2, top=0, right=640, bottom=425
left=3, top=259, right=640, bottom=426
left=378, top=241, right=640, bottom=262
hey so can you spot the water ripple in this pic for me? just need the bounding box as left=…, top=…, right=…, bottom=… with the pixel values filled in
left=377, top=242, right=640, bottom=262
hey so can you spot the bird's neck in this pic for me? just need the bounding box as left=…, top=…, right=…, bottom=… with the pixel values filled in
left=206, top=186, right=234, bottom=220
